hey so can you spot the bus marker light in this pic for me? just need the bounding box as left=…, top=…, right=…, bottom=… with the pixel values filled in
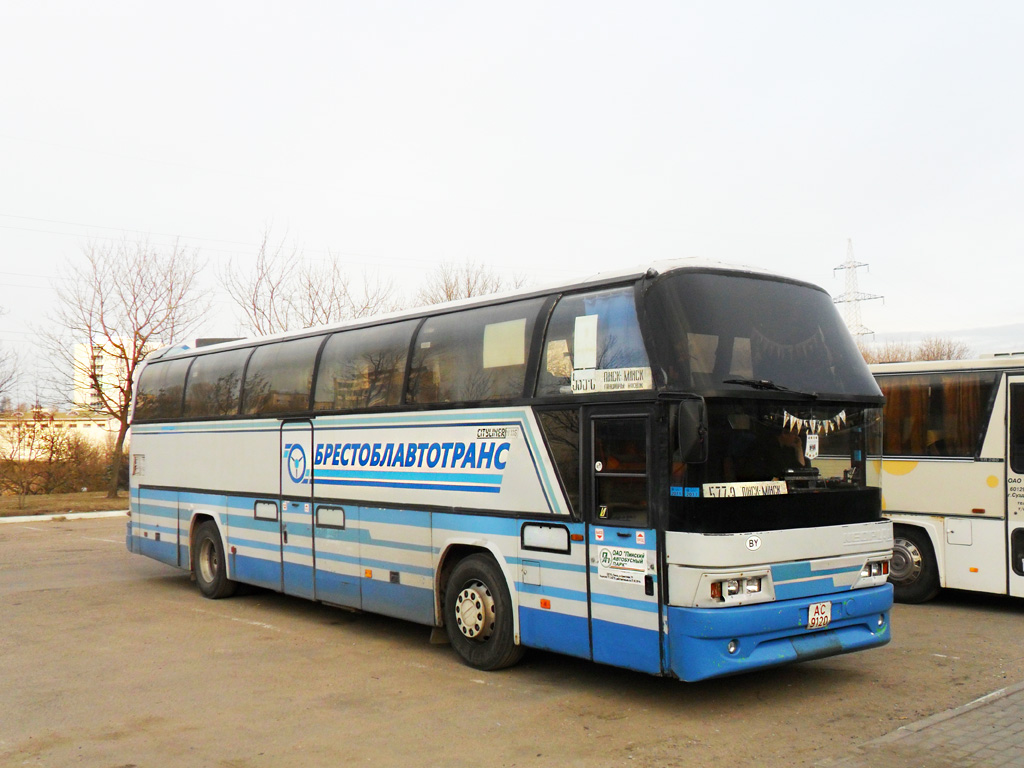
left=861, top=560, right=888, bottom=578
left=969, top=567, right=979, bottom=573
left=364, top=569, right=373, bottom=579
left=972, top=509, right=985, bottom=515
left=540, top=599, right=551, bottom=609
left=230, top=546, right=237, bottom=555
left=570, top=534, right=584, bottom=542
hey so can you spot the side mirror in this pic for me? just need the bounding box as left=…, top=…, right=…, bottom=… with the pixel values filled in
left=677, top=397, right=708, bottom=464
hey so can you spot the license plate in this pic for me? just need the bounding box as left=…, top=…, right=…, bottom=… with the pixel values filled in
left=807, top=601, right=832, bottom=629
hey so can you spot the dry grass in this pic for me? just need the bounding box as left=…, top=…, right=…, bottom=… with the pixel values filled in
left=0, top=490, right=129, bottom=517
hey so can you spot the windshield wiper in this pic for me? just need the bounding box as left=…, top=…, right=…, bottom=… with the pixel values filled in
left=722, top=378, right=818, bottom=399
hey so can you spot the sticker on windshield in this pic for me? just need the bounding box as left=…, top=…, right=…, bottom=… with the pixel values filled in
left=805, top=434, right=820, bottom=460
left=571, top=367, right=652, bottom=394
left=702, top=481, right=788, bottom=498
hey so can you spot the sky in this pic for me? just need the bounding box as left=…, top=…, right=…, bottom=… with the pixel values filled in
left=2, top=1, right=1023, bottom=401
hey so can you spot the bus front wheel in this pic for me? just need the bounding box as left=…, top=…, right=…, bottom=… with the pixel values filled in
left=193, top=521, right=238, bottom=599
left=890, top=526, right=939, bottom=604
left=443, top=554, right=525, bottom=671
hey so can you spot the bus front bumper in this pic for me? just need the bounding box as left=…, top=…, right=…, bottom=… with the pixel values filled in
left=666, top=583, right=893, bottom=682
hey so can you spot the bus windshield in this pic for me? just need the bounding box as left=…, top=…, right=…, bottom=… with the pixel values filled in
left=647, top=271, right=881, bottom=400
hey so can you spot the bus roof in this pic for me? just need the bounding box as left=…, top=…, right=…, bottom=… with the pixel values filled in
left=151, top=257, right=821, bottom=361
left=870, top=355, right=1024, bottom=375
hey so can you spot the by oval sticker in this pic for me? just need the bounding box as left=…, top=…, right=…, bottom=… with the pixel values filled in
left=746, top=535, right=762, bottom=551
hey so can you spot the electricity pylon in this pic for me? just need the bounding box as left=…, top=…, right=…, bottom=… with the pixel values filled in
left=833, top=239, right=883, bottom=337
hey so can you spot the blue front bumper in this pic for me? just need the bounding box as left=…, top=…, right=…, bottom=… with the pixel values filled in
left=666, top=583, right=893, bottom=682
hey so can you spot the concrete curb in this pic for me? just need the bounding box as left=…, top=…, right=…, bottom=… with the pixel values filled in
left=0, top=510, right=128, bottom=525
left=868, top=679, right=1024, bottom=745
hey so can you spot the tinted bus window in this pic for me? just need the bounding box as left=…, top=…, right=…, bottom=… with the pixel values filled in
left=537, top=409, right=580, bottom=516
left=646, top=271, right=877, bottom=398
left=537, top=286, right=651, bottom=397
left=877, top=372, right=999, bottom=457
left=314, top=321, right=416, bottom=411
left=407, top=299, right=544, bottom=404
left=134, top=357, right=191, bottom=421
left=242, top=336, right=324, bottom=416
left=1011, top=383, right=1024, bottom=474
left=183, top=348, right=250, bottom=418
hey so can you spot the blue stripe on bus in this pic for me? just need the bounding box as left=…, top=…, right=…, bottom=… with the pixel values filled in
left=588, top=588, right=659, bottom=614
left=317, top=478, right=501, bottom=494
left=433, top=512, right=520, bottom=537
left=316, top=468, right=503, bottom=485
left=774, top=577, right=847, bottom=600
left=772, top=561, right=863, bottom=582
left=592, top=619, right=662, bottom=675
left=516, top=582, right=587, bottom=603
left=518, top=607, right=591, bottom=659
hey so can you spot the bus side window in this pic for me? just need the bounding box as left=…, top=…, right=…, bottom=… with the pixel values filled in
left=183, top=348, right=250, bottom=418
left=242, top=336, right=324, bottom=416
left=1011, top=384, right=1024, bottom=474
left=537, top=287, right=650, bottom=397
left=407, top=299, right=544, bottom=404
left=538, top=409, right=580, bottom=516
left=134, top=357, right=191, bottom=421
left=313, top=321, right=415, bottom=412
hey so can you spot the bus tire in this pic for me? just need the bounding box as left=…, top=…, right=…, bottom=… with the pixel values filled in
left=890, top=526, right=939, bottom=604
left=443, top=554, right=525, bottom=671
left=193, top=521, right=237, bottom=599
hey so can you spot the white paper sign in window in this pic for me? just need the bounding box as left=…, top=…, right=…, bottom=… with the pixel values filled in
left=573, top=315, right=599, bottom=370
left=483, top=318, right=527, bottom=369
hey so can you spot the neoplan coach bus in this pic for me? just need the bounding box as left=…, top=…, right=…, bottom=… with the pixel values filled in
left=127, top=260, right=893, bottom=681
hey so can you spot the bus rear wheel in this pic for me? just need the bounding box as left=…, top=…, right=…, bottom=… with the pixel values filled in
left=890, top=526, right=939, bottom=604
left=444, top=554, right=525, bottom=671
left=193, top=521, right=237, bottom=599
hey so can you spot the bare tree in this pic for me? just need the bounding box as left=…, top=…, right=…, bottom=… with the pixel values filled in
left=916, top=336, right=971, bottom=361
left=859, top=337, right=971, bottom=364
left=223, top=231, right=300, bottom=336
left=416, top=260, right=529, bottom=305
left=0, top=306, right=18, bottom=402
left=42, top=239, right=207, bottom=498
left=0, top=413, right=49, bottom=507
left=292, top=257, right=401, bottom=328
left=224, top=231, right=400, bottom=335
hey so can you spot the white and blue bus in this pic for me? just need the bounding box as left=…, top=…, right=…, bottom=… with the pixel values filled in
left=127, top=260, right=892, bottom=681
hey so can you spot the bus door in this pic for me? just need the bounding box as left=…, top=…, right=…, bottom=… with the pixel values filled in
left=280, top=420, right=315, bottom=599
left=585, top=409, right=663, bottom=675
left=1007, top=377, right=1024, bottom=597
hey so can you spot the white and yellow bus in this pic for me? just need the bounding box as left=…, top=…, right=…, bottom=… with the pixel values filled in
left=872, top=356, right=1024, bottom=602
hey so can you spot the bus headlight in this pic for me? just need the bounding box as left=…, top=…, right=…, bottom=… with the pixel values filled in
left=860, top=560, right=889, bottom=578
left=710, top=574, right=766, bottom=602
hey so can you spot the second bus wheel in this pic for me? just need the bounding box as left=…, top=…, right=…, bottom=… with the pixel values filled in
left=890, top=526, right=939, bottom=604
left=193, top=521, right=238, bottom=599
left=444, top=554, right=525, bottom=671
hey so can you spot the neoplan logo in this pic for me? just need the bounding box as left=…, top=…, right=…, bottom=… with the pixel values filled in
left=286, top=444, right=307, bottom=484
